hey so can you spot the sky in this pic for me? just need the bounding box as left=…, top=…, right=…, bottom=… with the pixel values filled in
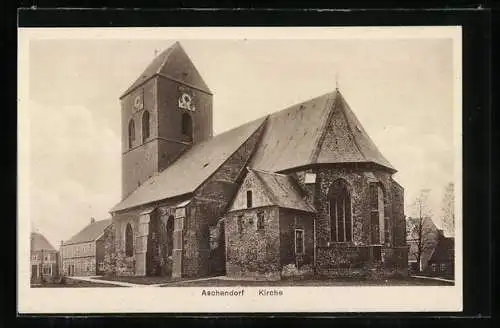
left=23, top=33, right=457, bottom=248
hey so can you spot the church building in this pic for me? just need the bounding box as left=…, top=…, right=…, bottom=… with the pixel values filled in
left=103, top=41, right=408, bottom=280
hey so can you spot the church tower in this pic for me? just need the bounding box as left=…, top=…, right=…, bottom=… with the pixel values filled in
left=119, top=42, right=213, bottom=199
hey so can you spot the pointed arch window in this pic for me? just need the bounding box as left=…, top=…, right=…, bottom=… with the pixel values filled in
left=128, top=119, right=135, bottom=149
left=329, top=179, right=352, bottom=242
left=181, top=113, right=193, bottom=141
left=125, top=223, right=134, bottom=257
left=369, top=183, right=386, bottom=245
left=142, top=110, right=150, bottom=142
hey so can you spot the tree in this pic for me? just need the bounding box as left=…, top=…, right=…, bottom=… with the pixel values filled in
left=441, top=182, right=455, bottom=237
left=406, top=189, right=438, bottom=272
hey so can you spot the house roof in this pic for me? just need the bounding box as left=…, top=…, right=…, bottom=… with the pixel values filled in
left=111, top=117, right=267, bottom=212
left=249, top=90, right=395, bottom=173
left=250, top=168, right=316, bottom=213
left=63, top=219, right=112, bottom=246
left=120, top=42, right=211, bottom=98
left=31, top=232, right=56, bottom=251
left=407, top=217, right=439, bottom=265
left=428, top=232, right=455, bottom=264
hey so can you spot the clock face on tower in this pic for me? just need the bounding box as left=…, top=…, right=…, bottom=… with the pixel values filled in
left=178, top=92, right=196, bottom=112
left=133, top=92, right=144, bottom=112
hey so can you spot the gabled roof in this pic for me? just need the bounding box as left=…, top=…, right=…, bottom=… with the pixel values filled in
left=250, top=90, right=395, bottom=173
left=250, top=168, right=316, bottom=213
left=111, top=117, right=267, bottom=212
left=31, top=232, right=56, bottom=251
left=120, top=41, right=211, bottom=99
left=63, top=219, right=112, bottom=246
left=428, top=231, right=455, bottom=264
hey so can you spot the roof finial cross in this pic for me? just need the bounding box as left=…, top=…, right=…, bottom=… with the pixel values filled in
left=335, top=71, right=339, bottom=90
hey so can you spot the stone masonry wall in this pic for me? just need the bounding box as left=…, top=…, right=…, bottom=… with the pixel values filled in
left=103, top=214, right=140, bottom=276
left=225, top=206, right=281, bottom=280
left=182, top=121, right=267, bottom=278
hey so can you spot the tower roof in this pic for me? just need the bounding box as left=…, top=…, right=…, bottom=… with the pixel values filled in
left=120, top=41, right=211, bottom=99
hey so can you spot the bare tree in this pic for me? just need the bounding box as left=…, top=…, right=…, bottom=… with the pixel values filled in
left=441, top=182, right=455, bottom=237
left=406, top=189, right=438, bottom=272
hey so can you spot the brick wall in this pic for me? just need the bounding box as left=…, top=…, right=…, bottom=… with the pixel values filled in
left=225, top=206, right=281, bottom=280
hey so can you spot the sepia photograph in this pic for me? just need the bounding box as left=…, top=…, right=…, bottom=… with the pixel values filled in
left=18, top=26, right=462, bottom=313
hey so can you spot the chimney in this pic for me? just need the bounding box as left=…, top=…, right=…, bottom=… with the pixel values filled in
left=90, top=217, right=95, bottom=224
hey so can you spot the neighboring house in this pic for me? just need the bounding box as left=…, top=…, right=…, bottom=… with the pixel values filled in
left=104, top=41, right=407, bottom=280
left=406, top=217, right=439, bottom=272
left=31, top=232, right=59, bottom=283
left=425, top=230, right=455, bottom=279
left=61, top=218, right=112, bottom=276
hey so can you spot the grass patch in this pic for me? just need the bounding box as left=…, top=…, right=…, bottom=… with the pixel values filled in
left=161, top=277, right=454, bottom=287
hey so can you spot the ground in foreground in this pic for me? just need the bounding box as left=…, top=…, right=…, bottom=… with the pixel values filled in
left=31, top=279, right=124, bottom=288
left=160, top=277, right=454, bottom=287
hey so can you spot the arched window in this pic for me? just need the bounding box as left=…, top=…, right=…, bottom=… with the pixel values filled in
left=142, top=110, right=150, bottom=142
left=329, top=179, right=352, bottom=242
left=125, top=223, right=134, bottom=257
left=181, top=113, right=193, bottom=141
left=166, top=216, right=174, bottom=257
left=128, top=119, right=135, bottom=149
left=369, top=183, right=386, bottom=244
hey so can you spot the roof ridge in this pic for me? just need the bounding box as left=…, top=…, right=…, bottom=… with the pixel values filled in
left=155, top=42, right=179, bottom=75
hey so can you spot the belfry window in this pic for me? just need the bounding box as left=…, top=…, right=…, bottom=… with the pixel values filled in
left=128, top=119, right=135, bottom=149
left=181, top=113, right=193, bottom=141
left=125, top=223, right=134, bottom=257
left=142, top=110, right=150, bottom=142
left=329, top=179, right=352, bottom=243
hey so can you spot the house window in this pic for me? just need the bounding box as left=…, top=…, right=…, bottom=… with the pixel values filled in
left=125, top=223, right=134, bottom=257
left=431, top=263, right=437, bottom=272
left=440, top=263, right=447, bottom=272
left=142, top=110, right=150, bottom=142
left=257, top=212, right=265, bottom=230
left=128, top=119, right=135, bottom=149
left=99, top=261, right=104, bottom=271
left=181, top=113, right=193, bottom=141
left=328, top=179, right=352, bottom=242
left=246, top=190, right=253, bottom=208
left=295, top=229, right=305, bottom=255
